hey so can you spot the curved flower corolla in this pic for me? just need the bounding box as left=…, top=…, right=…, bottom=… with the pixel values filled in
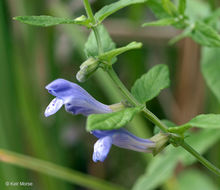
left=91, top=128, right=155, bottom=162
left=44, top=78, right=112, bottom=117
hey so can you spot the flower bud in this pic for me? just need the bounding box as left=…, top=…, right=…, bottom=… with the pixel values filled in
left=76, top=57, right=99, bottom=82
left=150, top=133, right=169, bottom=156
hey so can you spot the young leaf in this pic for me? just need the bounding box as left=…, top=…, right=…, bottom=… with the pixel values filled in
left=94, top=0, right=148, bottom=23
left=147, top=0, right=170, bottom=19
left=178, top=0, right=186, bottom=15
left=98, top=41, right=142, bottom=63
left=169, top=114, right=220, bottom=134
left=13, top=15, right=90, bottom=27
left=191, top=21, right=220, bottom=47
left=131, top=64, right=170, bottom=104
left=84, top=24, right=116, bottom=58
left=201, top=47, right=220, bottom=104
left=162, top=0, right=178, bottom=16
left=86, top=107, right=142, bottom=131
left=142, top=18, right=177, bottom=27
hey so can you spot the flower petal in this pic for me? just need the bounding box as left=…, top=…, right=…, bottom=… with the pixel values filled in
left=44, top=98, right=64, bottom=117
left=45, top=78, right=112, bottom=116
left=92, top=136, right=112, bottom=162
left=112, top=129, right=155, bottom=153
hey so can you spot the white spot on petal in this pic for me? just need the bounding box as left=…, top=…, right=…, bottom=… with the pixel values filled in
left=44, top=98, right=64, bottom=117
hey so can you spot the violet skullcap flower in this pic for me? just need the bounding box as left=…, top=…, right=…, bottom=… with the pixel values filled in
left=44, top=78, right=112, bottom=117
left=91, top=128, right=155, bottom=162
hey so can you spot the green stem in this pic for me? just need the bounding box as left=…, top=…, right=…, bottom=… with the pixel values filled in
left=107, top=68, right=140, bottom=106
left=83, top=0, right=95, bottom=24
left=84, top=0, right=220, bottom=177
left=83, top=0, right=103, bottom=55
left=106, top=67, right=220, bottom=176
left=0, top=149, right=126, bottom=190
left=93, top=27, right=103, bottom=55
left=181, top=142, right=220, bottom=176
left=107, top=67, right=168, bottom=132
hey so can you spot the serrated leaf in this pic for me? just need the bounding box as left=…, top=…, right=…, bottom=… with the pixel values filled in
left=132, top=129, right=220, bottom=190
left=98, top=41, right=142, bottom=63
left=178, top=169, right=218, bottom=190
left=190, top=21, right=220, bottom=47
left=13, top=15, right=90, bottom=27
left=169, top=114, right=220, bottom=134
left=142, top=18, right=176, bottom=27
left=84, top=24, right=116, bottom=58
left=178, top=0, right=186, bottom=15
left=201, top=47, right=220, bottom=103
left=86, top=107, right=142, bottom=131
left=131, top=64, right=170, bottom=104
left=94, top=0, right=148, bottom=23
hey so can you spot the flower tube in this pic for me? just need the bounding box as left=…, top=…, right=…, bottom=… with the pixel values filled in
left=91, top=129, right=156, bottom=162
left=45, top=78, right=112, bottom=117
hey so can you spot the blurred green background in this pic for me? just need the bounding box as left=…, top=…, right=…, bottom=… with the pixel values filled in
left=0, top=0, right=220, bottom=189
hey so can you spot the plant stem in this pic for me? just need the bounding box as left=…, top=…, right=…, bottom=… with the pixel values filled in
left=107, top=67, right=168, bottom=132
left=181, top=141, right=220, bottom=176
left=83, top=0, right=95, bottom=24
left=83, top=0, right=103, bottom=55
left=0, top=149, right=126, bottom=190
left=106, top=67, right=220, bottom=176
left=107, top=68, right=140, bottom=106
left=93, top=27, right=103, bottom=55
left=85, top=0, right=220, bottom=177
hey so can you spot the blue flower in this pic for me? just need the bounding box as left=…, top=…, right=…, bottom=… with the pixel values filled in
left=45, top=78, right=112, bottom=117
left=91, top=128, right=155, bottom=162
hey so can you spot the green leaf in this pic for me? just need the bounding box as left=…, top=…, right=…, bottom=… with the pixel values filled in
left=13, top=15, right=90, bottom=27
left=147, top=0, right=170, bottom=19
left=191, top=21, right=220, bottom=47
left=201, top=47, right=220, bottom=103
left=162, top=0, right=178, bottom=16
left=178, top=169, right=218, bottom=190
left=169, top=114, right=220, bottom=134
left=131, top=64, right=170, bottom=104
left=178, top=0, right=186, bottom=15
left=94, top=0, right=148, bottom=23
left=98, top=41, right=142, bottom=63
left=132, top=129, right=220, bottom=190
left=84, top=25, right=116, bottom=58
left=86, top=107, right=142, bottom=131
left=142, top=18, right=176, bottom=27
left=204, top=8, right=220, bottom=25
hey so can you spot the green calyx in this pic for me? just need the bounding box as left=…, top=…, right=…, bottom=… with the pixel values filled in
left=150, top=133, right=170, bottom=156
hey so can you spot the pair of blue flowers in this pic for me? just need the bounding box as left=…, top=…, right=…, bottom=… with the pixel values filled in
left=45, top=79, right=155, bottom=162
